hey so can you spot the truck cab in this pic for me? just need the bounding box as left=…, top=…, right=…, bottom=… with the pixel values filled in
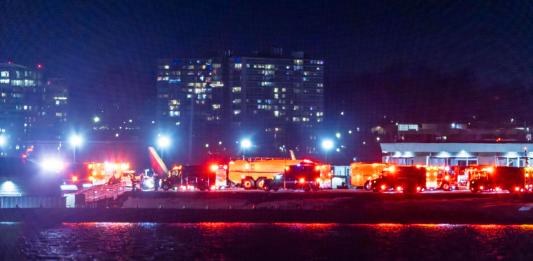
left=370, top=165, right=426, bottom=193
left=267, top=161, right=321, bottom=192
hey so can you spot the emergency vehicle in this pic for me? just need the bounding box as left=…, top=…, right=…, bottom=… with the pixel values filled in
left=227, top=151, right=330, bottom=190
left=349, top=163, right=388, bottom=189
left=266, top=161, right=322, bottom=191
left=467, top=166, right=526, bottom=193
left=62, top=161, right=133, bottom=191
left=370, top=165, right=426, bottom=193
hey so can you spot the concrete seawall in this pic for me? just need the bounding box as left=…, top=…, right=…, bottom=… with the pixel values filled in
left=0, top=192, right=531, bottom=224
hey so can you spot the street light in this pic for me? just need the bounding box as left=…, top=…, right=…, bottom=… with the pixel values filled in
left=0, top=135, right=6, bottom=148
left=240, top=138, right=252, bottom=159
left=69, top=134, right=84, bottom=164
left=157, top=135, right=171, bottom=150
left=156, top=134, right=171, bottom=162
left=321, top=139, right=334, bottom=162
left=39, top=157, right=66, bottom=173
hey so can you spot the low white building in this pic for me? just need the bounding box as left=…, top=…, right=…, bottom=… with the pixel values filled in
left=381, top=143, right=533, bottom=167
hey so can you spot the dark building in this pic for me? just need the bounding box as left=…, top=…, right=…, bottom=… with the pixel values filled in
left=156, top=50, right=325, bottom=163
left=0, top=63, right=43, bottom=144
left=156, top=58, right=226, bottom=162
left=226, top=50, right=324, bottom=155
left=0, top=63, right=70, bottom=158
left=39, top=78, right=69, bottom=140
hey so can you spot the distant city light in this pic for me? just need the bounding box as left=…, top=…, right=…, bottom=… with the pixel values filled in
left=335, top=132, right=341, bottom=139
left=157, top=135, right=171, bottom=149
left=321, top=139, right=334, bottom=151
left=93, top=116, right=101, bottom=123
left=0, top=135, right=6, bottom=147
left=69, top=134, right=84, bottom=148
left=240, top=138, right=252, bottom=149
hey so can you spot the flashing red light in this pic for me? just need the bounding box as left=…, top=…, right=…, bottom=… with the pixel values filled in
left=515, top=187, right=520, bottom=192
left=298, top=177, right=305, bottom=184
left=380, top=184, right=387, bottom=191
left=479, top=185, right=484, bottom=190
left=223, top=165, right=228, bottom=170
left=71, top=176, right=78, bottom=182
left=302, top=159, right=313, bottom=164
left=396, top=186, right=403, bottom=192
left=210, top=164, right=218, bottom=172
left=416, top=186, right=421, bottom=192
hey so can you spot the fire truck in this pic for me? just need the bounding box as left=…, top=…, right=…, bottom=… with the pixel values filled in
left=227, top=152, right=329, bottom=190
left=63, top=161, right=133, bottom=191
left=350, top=163, right=388, bottom=189
left=425, top=166, right=456, bottom=191
left=467, top=166, right=527, bottom=193
left=266, top=161, right=322, bottom=191
left=160, top=164, right=218, bottom=191
left=370, top=165, right=426, bottom=193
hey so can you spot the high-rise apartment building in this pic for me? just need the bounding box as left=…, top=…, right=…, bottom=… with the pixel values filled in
left=0, top=63, right=43, bottom=140
left=156, top=50, right=324, bottom=162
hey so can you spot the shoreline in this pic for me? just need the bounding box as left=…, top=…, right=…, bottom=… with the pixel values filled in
left=1, top=192, right=531, bottom=224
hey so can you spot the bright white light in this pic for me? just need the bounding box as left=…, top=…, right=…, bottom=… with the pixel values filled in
left=0, top=181, right=20, bottom=196
left=69, top=134, right=83, bottom=148
left=0, top=135, right=6, bottom=147
left=240, top=138, right=252, bottom=149
left=321, top=139, right=334, bottom=151
left=157, top=135, right=171, bottom=149
left=335, top=132, right=341, bottom=139
left=93, top=116, right=100, bottom=123
left=40, top=157, right=65, bottom=173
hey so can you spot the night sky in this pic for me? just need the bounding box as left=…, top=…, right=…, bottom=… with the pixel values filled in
left=1, top=0, right=532, bottom=125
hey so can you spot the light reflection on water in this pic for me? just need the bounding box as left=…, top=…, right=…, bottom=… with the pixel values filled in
left=1, top=222, right=532, bottom=260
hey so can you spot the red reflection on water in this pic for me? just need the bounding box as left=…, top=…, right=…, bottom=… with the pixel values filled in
left=62, top=222, right=134, bottom=229
left=273, top=223, right=337, bottom=230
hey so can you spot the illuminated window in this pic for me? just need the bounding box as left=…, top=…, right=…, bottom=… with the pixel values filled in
left=0, top=71, right=8, bottom=77
left=212, top=104, right=221, bottom=110
left=164, top=65, right=170, bottom=69
left=232, top=87, right=241, bottom=92
left=234, top=63, right=242, bottom=69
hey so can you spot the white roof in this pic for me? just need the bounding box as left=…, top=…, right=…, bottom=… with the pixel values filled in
left=381, top=143, right=533, bottom=153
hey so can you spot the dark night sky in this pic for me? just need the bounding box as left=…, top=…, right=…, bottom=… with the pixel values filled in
left=1, top=0, right=532, bottom=124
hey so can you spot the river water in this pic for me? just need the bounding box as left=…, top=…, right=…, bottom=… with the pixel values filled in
left=1, top=222, right=532, bottom=260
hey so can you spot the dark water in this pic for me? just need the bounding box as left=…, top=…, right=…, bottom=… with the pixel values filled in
left=1, top=222, right=532, bottom=260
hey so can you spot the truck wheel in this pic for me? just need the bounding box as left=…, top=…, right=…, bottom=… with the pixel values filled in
left=262, top=179, right=273, bottom=191
left=303, top=185, right=311, bottom=192
left=242, top=178, right=255, bottom=190
left=256, top=178, right=267, bottom=189
left=162, top=184, right=170, bottom=191
left=441, top=183, right=450, bottom=191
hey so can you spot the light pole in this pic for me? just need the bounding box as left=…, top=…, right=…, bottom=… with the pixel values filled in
left=240, top=138, right=252, bottom=160
left=69, top=134, right=83, bottom=164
